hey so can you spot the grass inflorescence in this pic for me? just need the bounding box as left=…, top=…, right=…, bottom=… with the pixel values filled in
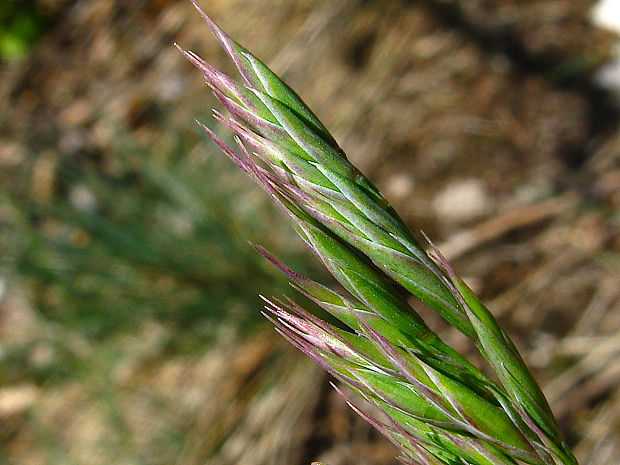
left=178, top=2, right=581, bottom=464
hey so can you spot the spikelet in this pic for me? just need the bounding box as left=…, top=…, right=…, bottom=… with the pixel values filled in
left=177, top=3, right=579, bottom=464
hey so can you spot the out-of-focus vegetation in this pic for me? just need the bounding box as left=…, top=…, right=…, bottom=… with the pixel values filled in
left=5, top=124, right=297, bottom=350
left=0, top=0, right=49, bottom=61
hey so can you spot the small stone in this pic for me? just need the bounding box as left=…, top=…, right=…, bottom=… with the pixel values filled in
left=591, top=0, right=620, bottom=33
left=383, top=173, right=415, bottom=202
left=0, top=385, right=39, bottom=416
left=69, top=185, right=97, bottom=212
left=433, top=178, right=492, bottom=223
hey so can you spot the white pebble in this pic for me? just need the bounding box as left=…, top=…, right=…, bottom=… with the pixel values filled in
left=433, top=179, right=491, bottom=223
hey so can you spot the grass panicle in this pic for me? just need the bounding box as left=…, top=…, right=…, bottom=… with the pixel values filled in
left=178, top=2, right=580, bottom=464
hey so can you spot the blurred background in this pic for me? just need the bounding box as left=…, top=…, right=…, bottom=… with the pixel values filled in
left=1, top=0, right=620, bottom=464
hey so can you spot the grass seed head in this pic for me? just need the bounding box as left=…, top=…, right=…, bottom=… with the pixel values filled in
left=178, top=3, right=580, bottom=465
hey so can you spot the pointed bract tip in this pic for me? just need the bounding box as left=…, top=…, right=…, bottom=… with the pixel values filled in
left=173, top=42, right=183, bottom=53
left=190, top=0, right=232, bottom=47
left=188, top=0, right=256, bottom=86
left=250, top=244, right=311, bottom=283
left=420, top=229, right=455, bottom=278
left=194, top=118, right=211, bottom=133
left=328, top=380, right=340, bottom=393
left=189, top=0, right=217, bottom=30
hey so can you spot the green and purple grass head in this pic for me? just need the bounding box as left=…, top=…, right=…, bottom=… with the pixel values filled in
left=176, top=3, right=579, bottom=464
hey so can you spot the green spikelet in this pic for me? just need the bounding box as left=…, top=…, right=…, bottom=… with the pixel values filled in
left=177, top=3, right=580, bottom=465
